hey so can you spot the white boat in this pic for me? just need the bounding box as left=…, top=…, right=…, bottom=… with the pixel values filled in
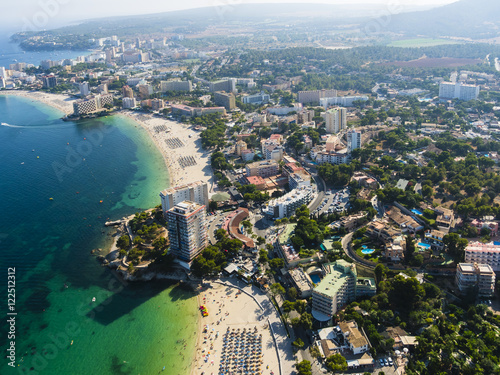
left=92, top=297, right=96, bottom=302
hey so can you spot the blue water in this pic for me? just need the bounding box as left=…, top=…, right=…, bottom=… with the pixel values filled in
left=411, top=209, right=423, bottom=216
left=310, top=274, right=321, bottom=284
left=0, top=32, right=87, bottom=69
left=418, top=242, right=432, bottom=249
left=0, top=95, right=200, bottom=375
left=320, top=244, right=326, bottom=251
left=361, top=248, right=375, bottom=254
left=494, top=241, right=500, bottom=246
left=361, top=245, right=367, bottom=249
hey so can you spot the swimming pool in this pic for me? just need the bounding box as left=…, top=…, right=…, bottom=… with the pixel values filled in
left=320, top=244, right=326, bottom=251
left=361, top=248, right=375, bottom=255
left=494, top=241, right=500, bottom=246
left=310, top=274, right=321, bottom=284
left=411, top=209, right=423, bottom=216
left=418, top=242, right=431, bottom=249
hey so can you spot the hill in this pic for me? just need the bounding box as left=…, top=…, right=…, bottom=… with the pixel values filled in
left=387, top=0, right=500, bottom=39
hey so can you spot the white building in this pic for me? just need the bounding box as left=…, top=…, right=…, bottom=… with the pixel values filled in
left=262, top=186, right=313, bottom=219
left=160, top=80, right=193, bottom=92
left=122, top=97, right=137, bottom=109
left=439, top=81, right=480, bottom=101
left=79, top=82, right=90, bottom=97
left=72, top=94, right=113, bottom=116
left=320, top=95, right=369, bottom=108
left=325, top=108, right=347, bottom=134
left=289, top=172, right=311, bottom=190
left=208, top=79, right=236, bottom=93
left=311, top=146, right=350, bottom=165
left=0, top=67, right=6, bottom=78
left=311, top=261, right=357, bottom=322
left=298, top=89, right=337, bottom=105
left=242, top=91, right=270, bottom=105
left=166, top=201, right=208, bottom=262
left=347, top=130, right=361, bottom=152
left=456, top=262, right=495, bottom=297
left=160, top=181, right=209, bottom=217
left=0, top=77, right=5, bottom=89
left=465, top=242, right=500, bottom=272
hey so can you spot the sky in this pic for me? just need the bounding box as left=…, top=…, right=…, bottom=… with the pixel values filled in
left=1, top=0, right=458, bottom=33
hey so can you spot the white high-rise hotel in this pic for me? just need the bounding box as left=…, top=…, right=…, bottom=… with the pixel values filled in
left=347, top=130, right=361, bottom=152
left=439, top=81, right=480, bottom=101
left=325, top=108, right=347, bottom=134
left=160, top=181, right=209, bottom=218
left=167, top=201, right=208, bottom=262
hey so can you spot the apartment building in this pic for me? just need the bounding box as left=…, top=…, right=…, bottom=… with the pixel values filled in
left=456, top=262, right=495, bottom=297
left=166, top=201, right=208, bottom=262
left=465, top=242, right=500, bottom=272
left=245, top=160, right=279, bottom=178
left=214, top=91, right=236, bottom=111
left=159, top=181, right=209, bottom=217
left=311, top=260, right=357, bottom=322
left=160, top=80, right=193, bottom=92
left=325, top=108, right=347, bottom=134
left=262, top=186, right=314, bottom=219
left=439, top=81, right=480, bottom=101
left=298, top=89, right=337, bottom=105
left=72, top=94, right=113, bottom=116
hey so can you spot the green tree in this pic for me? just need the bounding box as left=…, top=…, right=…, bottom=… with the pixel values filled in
left=270, top=282, right=285, bottom=296
left=292, top=338, right=305, bottom=348
left=299, top=312, right=313, bottom=330
left=326, top=353, right=348, bottom=372
left=117, top=235, right=130, bottom=250
left=296, top=360, right=312, bottom=375
left=288, top=287, right=298, bottom=301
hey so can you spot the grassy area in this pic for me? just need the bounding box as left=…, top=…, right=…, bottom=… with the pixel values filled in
left=388, top=38, right=460, bottom=48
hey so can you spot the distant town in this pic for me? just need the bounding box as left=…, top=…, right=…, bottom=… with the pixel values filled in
left=4, top=15, right=500, bottom=374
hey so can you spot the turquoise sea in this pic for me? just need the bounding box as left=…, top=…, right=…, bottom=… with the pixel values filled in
left=0, top=95, right=199, bottom=375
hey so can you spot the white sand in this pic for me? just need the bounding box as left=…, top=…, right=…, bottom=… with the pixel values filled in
left=0, top=90, right=76, bottom=115
left=191, top=281, right=283, bottom=375
left=118, top=111, right=215, bottom=189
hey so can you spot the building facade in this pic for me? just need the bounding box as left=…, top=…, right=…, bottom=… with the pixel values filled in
left=439, top=81, right=480, bottom=101
left=262, top=186, right=314, bottom=219
left=160, top=80, right=193, bottom=92
left=311, top=261, right=357, bottom=322
left=465, top=242, right=500, bottom=272
left=298, top=89, right=337, bottom=105
left=167, top=201, right=208, bottom=262
left=245, top=160, right=279, bottom=178
left=160, top=181, right=209, bottom=217
left=214, top=92, right=236, bottom=111
left=325, top=108, right=347, bottom=134
left=456, top=262, right=495, bottom=297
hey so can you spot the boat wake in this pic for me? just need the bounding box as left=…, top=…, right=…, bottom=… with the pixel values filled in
left=1, top=122, right=70, bottom=129
left=1, top=122, right=23, bottom=128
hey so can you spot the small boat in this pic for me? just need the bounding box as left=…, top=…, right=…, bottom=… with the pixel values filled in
left=21, top=162, right=24, bottom=165
left=70, top=340, right=73, bottom=345
left=92, top=297, right=96, bottom=302
left=49, top=198, right=53, bottom=201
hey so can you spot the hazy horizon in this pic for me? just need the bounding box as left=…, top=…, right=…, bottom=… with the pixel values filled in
left=1, top=0, right=458, bottom=33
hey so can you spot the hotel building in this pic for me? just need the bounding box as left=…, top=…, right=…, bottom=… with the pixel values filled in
left=167, top=201, right=208, bottom=262
left=465, top=241, right=500, bottom=272
left=456, top=262, right=495, bottom=297
left=160, top=181, right=209, bottom=217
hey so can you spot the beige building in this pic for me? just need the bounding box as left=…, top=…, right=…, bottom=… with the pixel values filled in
left=325, top=108, right=347, bottom=134
left=456, top=263, right=495, bottom=297
left=245, top=160, right=279, bottom=178
left=214, top=92, right=236, bottom=111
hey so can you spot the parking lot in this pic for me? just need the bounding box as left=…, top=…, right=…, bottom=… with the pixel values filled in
left=312, top=187, right=350, bottom=216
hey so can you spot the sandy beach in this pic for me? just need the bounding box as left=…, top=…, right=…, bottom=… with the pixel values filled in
left=118, top=110, right=215, bottom=189
left=0, top=89, right=77, bottom=115
left=191, top=280, right=296, bottom=375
